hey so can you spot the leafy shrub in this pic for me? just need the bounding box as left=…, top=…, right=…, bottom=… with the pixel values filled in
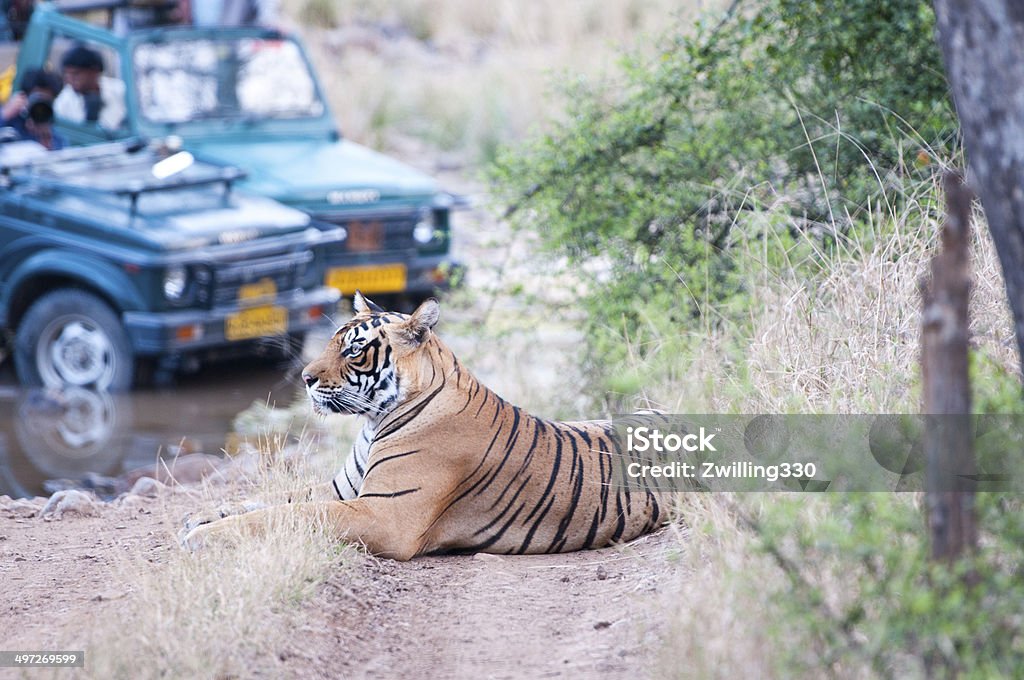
left=752, top=493, right=1024, bottom=678
left=972, top=350, right=1024, bottom=414
left=490, top=0, right=956, bottom=387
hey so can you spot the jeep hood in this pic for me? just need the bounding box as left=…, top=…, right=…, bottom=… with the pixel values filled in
left=52, top=192, right=312, bottom=252
left=187, top=138, right=438, bottom=205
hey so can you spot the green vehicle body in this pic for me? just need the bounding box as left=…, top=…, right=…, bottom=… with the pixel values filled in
left=14, top=3, right=457, bottom=299
left=0, top=139, right=342, bottom=389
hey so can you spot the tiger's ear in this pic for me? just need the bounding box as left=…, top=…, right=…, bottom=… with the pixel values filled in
left=353, top=290, right=385, bottom=315
left=399, top=298, right=440, bottom=345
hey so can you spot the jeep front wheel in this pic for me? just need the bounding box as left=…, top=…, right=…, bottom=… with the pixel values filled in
left=15, top=290, right=135, bottom=391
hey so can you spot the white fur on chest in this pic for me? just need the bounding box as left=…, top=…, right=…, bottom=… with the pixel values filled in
left=332, top=421, right=374, bottom=500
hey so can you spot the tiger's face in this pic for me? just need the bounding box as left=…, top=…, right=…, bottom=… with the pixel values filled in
left=302, top=293, right=439, bottom=420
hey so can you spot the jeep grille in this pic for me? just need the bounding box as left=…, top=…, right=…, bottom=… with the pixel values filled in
left=312, top=213, right=418, bottom=253
left=210, top=250, right=313, bottom=308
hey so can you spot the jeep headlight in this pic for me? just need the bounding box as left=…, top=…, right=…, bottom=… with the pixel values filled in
left=163, top=265, right=188, bottom=301
left=413, top=205, right=442, bottom=245
left=413, top=218, right=435, bottom=244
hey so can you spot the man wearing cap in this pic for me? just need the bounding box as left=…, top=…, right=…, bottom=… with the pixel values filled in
left=53, top=44, right=126, bottom=131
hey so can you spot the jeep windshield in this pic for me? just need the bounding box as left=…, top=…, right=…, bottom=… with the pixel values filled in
left=133, top=37, right=325, bottom=125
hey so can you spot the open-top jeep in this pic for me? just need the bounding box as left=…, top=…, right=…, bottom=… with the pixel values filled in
left=13, top=2, right=459, bottom=306
left=0, top=138, right=341, bottom=389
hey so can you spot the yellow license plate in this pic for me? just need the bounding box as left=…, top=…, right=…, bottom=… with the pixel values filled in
left=225, top=306, right=288, bottom=341
left=326, top=264, right=407, bottom=294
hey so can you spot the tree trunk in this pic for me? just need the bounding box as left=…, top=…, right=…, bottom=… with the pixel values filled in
left=933, top=0, right=1024, bottom=379
left=921, top=172, right=976, bottom=562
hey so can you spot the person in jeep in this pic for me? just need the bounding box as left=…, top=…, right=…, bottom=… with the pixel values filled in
left=53, top=44, right=126, bottom=131
left=1, top=67, right=65, bottom=150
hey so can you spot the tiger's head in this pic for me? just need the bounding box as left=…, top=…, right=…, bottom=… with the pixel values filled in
left=301, top=292, right=440, bottom=419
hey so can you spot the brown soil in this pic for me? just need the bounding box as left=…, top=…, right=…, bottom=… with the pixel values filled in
left=0, top=492, right=682, bottom=679
left=0, top=494, right=186, bottom=655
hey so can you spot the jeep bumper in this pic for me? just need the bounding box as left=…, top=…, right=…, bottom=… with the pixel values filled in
left=123, top=286, right=341, bottom=356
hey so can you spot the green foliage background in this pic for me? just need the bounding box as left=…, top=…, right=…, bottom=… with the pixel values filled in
left=755, top=493, right=1024, bottom=678
left=491, top=0, right=956, bottom=384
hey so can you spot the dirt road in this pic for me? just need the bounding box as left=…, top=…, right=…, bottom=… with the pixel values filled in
left=0, top=492, right=681, bottom=679
left=284, top=531, right=679, bottom=679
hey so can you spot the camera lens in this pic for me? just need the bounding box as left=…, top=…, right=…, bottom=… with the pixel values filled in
left=25, top=93, right=54, bottom=124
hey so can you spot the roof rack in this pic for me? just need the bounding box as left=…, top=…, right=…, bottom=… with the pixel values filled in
left=117, top=166, right=246, bottom=212
left=2, top=138, right=247, bottom=213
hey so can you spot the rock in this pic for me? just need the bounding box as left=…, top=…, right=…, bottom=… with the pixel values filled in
left=39, top=490, right=99, bottom=520
left=121, top=453, right=225, bottom=488
left=219, top=452, right=259, bottom=481
left=596, top=565, right=608, bottom=581
left=129, top=477, right=165, bottom=498
left=4, top=500, right=42, bottom=518
left=117, top=495, right=150, bottom=512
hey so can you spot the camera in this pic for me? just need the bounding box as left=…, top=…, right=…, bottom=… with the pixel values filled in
left=24, top=92, right=54, bottom=125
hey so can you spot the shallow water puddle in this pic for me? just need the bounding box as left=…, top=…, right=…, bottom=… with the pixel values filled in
left=0, top=359, right=299, bottom=499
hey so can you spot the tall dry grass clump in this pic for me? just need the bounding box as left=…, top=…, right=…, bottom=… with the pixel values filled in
left=655, top=494, right=788, bottom=679
left=80, top=433, right=360, bottom=680
left=645, top=170, right=1016, bottom=414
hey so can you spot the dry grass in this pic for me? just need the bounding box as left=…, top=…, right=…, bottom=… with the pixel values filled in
left=655, top=494, right=786, bottom=678
left=79, top=434, right=361, bottom=680
left=642, top=173, right=1017, bottom=414
left=657, top=493, right=928, bottom=679
left=283, top=0, right=726, bottom=164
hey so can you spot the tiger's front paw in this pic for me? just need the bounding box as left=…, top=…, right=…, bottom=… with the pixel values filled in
left=178, top=515, right=241, bottom=551
left=180, top=500, right=267, bottom=535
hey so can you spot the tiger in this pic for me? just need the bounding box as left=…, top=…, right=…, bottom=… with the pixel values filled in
left=182, top=293, right=667, bottom=560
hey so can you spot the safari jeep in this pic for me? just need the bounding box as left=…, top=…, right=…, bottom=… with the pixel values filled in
left=13, top=2, right=458, bottom=306
left=0, top=139, right=341, bottom=390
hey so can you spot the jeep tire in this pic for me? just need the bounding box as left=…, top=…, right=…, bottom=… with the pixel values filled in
left=15, top=289, right=135, bottom=391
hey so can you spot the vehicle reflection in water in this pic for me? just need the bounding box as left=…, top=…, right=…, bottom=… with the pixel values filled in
left=0, top=361, right=301, bottom=500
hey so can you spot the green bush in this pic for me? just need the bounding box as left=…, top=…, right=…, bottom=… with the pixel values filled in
left=753, top=493, right=1024, bottom=678
left=972, top=350, right=1024, bottom=414
left=490, top=0, right=956, bottom=388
